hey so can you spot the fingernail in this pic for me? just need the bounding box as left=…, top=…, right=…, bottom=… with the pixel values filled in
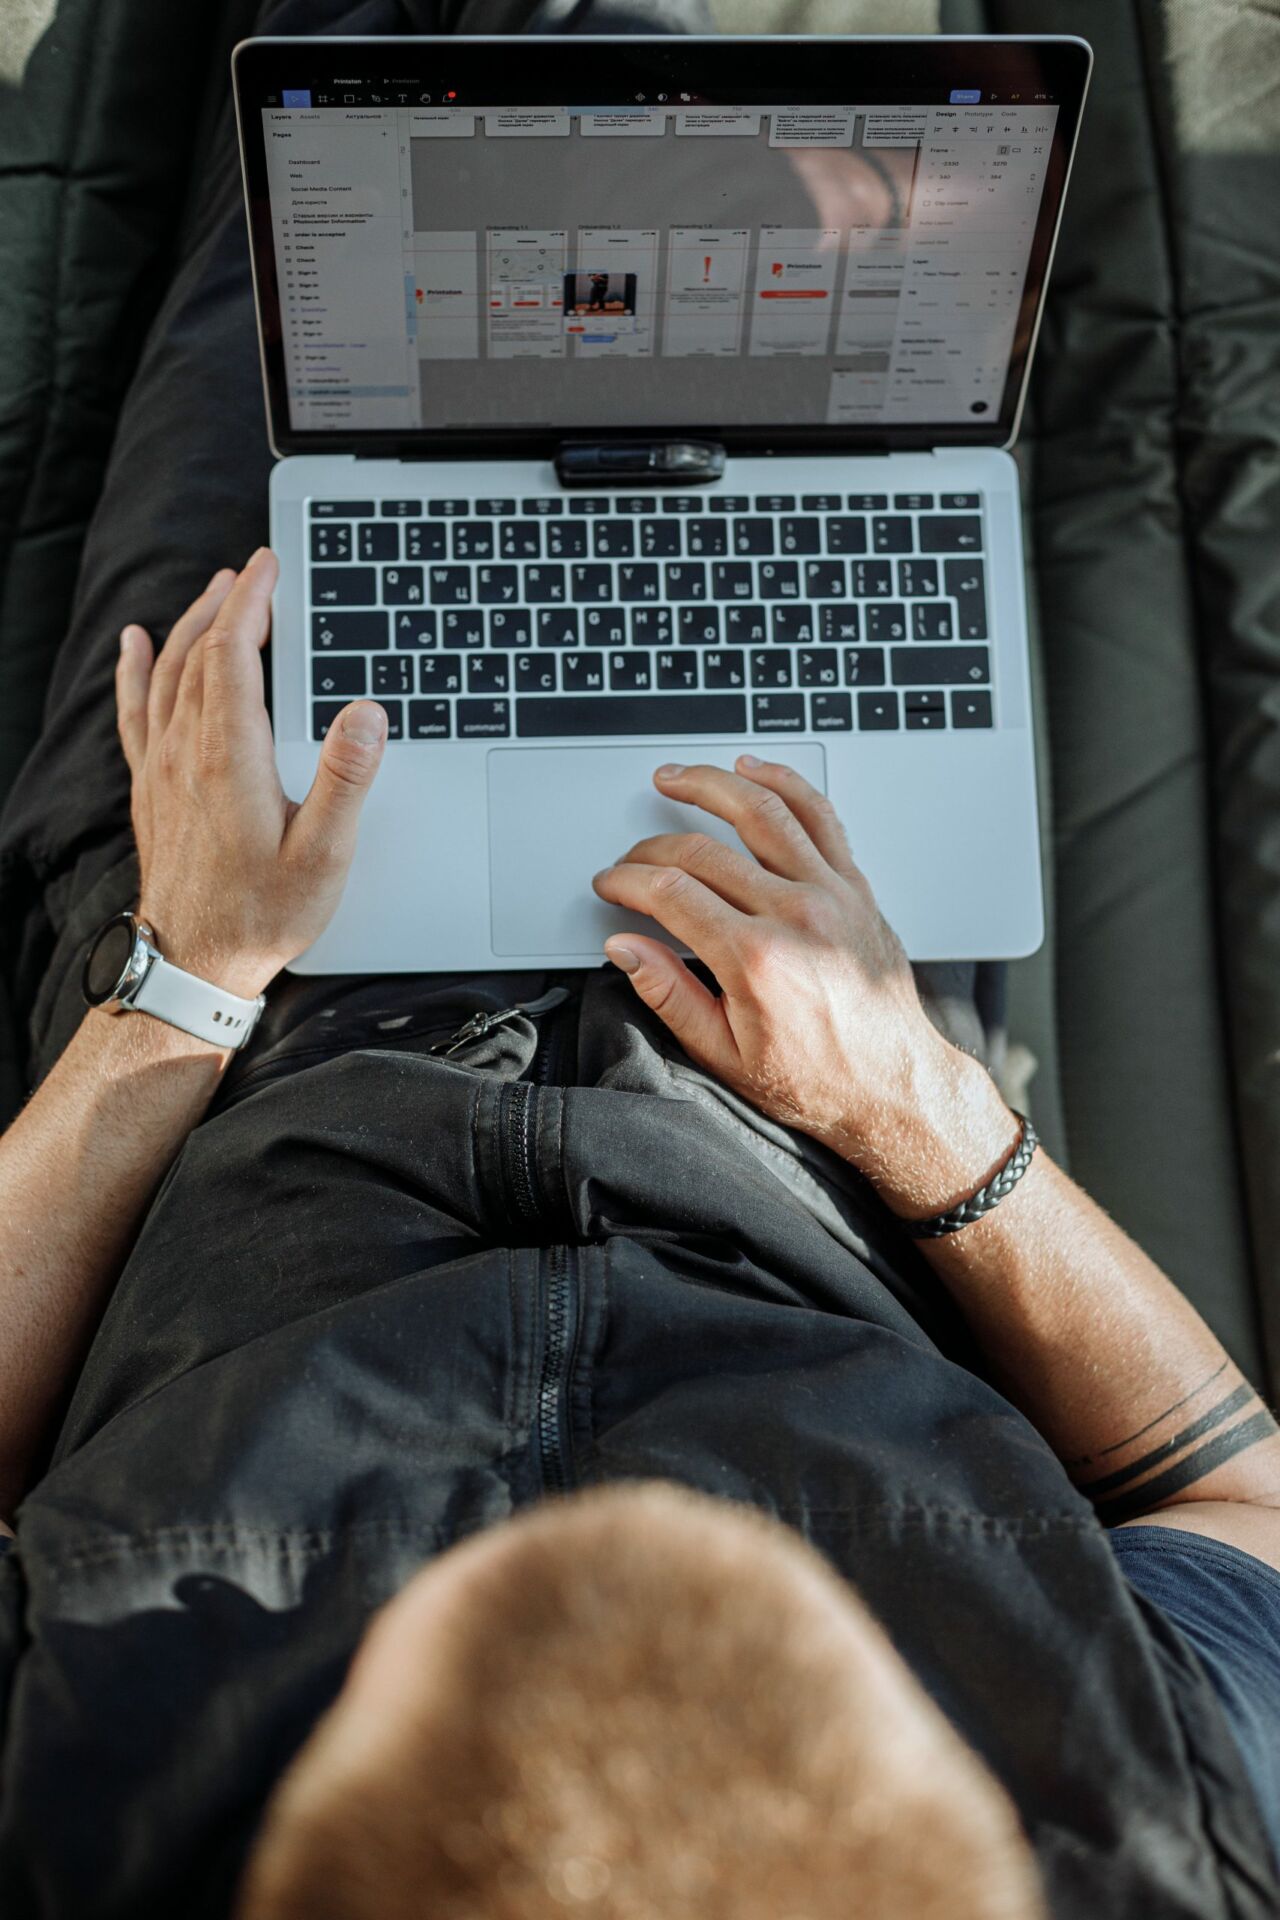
left=656, top=762, right=685, bottom=779
left=119, top=627, right=136, bottom=654
left=739, top=754, right=762, bottom=768
left=606, top=944, right=640, bottom=975
left=592, top=866, right=612, bottom=886
left=340, top=702, right=387, bottom=746
left=206, top=568, right=230, bottom=590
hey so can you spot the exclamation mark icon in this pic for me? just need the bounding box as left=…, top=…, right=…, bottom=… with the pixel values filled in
left=703, top=255, right=711, bottom=283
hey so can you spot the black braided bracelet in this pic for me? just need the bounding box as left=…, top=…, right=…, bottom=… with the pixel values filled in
left=903, top=1109, right=1039, bottom=1239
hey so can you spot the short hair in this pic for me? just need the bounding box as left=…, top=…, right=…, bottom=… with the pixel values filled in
left=236, top=1482, right=1045, bottom=1920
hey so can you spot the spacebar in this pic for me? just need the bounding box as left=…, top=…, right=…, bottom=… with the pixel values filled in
left=516, top=695, right=747, bottom=737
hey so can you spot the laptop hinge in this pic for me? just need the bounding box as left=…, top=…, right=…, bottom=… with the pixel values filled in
left=555, top=440, right=726, bottom=488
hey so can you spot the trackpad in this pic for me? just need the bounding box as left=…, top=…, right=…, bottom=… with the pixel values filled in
left=487, top=743, right=828, bottom=957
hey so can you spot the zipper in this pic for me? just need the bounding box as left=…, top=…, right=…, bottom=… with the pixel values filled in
left=537, top=1243, right=578, bottom=1495
left=429, top=984, right=570, bottom=1058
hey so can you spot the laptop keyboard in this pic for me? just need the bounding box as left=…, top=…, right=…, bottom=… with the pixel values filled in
left=306, top=491, right=992, bottom=743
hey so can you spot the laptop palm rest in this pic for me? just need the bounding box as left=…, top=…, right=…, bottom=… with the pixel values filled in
left=487, top=743, right=828, bottom=958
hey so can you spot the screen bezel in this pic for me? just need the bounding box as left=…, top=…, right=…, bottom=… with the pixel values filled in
left=232, top=33, right=1092, bottom=460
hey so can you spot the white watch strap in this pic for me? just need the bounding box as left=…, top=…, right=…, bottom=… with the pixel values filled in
left=131, top=950, right=264, bottom=1049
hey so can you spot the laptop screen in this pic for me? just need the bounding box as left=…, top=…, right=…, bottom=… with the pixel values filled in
left=234, top=37, right=1091, bottom=455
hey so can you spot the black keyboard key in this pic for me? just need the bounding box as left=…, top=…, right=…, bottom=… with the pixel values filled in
left=313, top=611, right=388, bottom=651
left=522, top=496, right=562, bottom=515
left=468, top=655, right=510, bottom=694
left=752, top=694, right=804, bottom=732
left=451, top=522, right=493, bottom=560
left=311, top=499, right=374, bottom=519
left=516, top=695, right=747, bottom=737
left=858, top=691, right=899, bottom=730
left=408, top=699, right=451, bottom=739
left=686, top=518, right=727, bottom=557
left=898, top=558, right=938, bottom=598
left=617, top=562, right=661, bottom=601
left=905, top=706, right=947, bottom=731
left=734, top=519, right=775, bottom=557
left=866, top=602, right=907, bottom=643
left=428, top=566, right=471, bottom=605
left=771, top=605, right=815, bottom=645
left=843, top=647, right=886, bottom=687
left=405, top=523, right=446, bottom=561
left=312, top=701, right=345, bottom=738
left=797, top=648, right=839, bottom=688
left=593, top=521, right=635, bottom=558
left=703, top=650, right=746, bottom=689
left=893, top=645, right=988, bottom=686
left=640, top=521, right=681, bottom=558
left=660, top=495, right=701, bottom=514
left=546, top=521, right=588, bottom=559
left=458, top=699, right=510, bottom=738
left=515, top=654, right=558, bottom=694
left=851, top=561, right=894, bottom=598
left=678, top=607, right=721, bottom=647
left=779, top=517, right=821, bottom=555
left=657, top=651, right=698, bottom=691
left=568, top=496, right=611, bottom=514
left=312, top=566, right=376, bottom=607
left=952, top=689, right=993, bottom=728
left=945, top=558, right=988, bottom=638
left=802, top=493, right=842, bottom=511
left=613, top=496, right=656, bottom=515
left=572, top=564, right=613, bottom=602
left=754, top=494, right=796, bottom=513
left=665, top=563, right=707, bottom=602
left=709, top=495, right=750, bottom=512
left=919, top=515, right=982, bottom=553
left=441, top=609, right=484, bottom=649
left=610, top=651, right=653, bottom=691
left=538, top=609, right=581, bottom=648
left=819, top=604, right=860, bottom=645
left=358, top=523, right=398, bottom=562
left=312, top=657, right=367, bottom=697
left=473, top=497, right=516, bottom=517
left=810, top=692, right=852, bottom=730
left=894, top=492, right=934, bottom=510
left=372, top=656, right=414, bottom=697
left=523, top=564, right=566, bottom=604
left=872, top=516, right=913, bottom=554
left=905, top=690, right=945, bottom=713
left=419, top=656, right=461, bottom=694
left=630, top=607, right=673, bottom=648
left=751, top=650, right=792, bottom=689
left=393, top=610, right=436, bottom=650
left=825, top=517, right=868, bottom=556
left=584, top=607, right=628, bottom=647
left=380, top=500, right=422, bottom=518
left=805, top=561, right=845, bottom=601
left=382, top=566, right=425, bottom=605
left=911, top=602, right=954, bottom=641
left=310, top=524, right=352, bottom=563
left=758, top=561, right=801, bottom=600
left=476, top=565, right=520, bottom=605
left=427, top=499, right=470, bottom=518
left=725, top=604, right=767, bottom=646
left=711, top=562, right=753, bottom=600
left=941, top=493, right=980, bottom=510
left=499, top=521, right=542, bottom=559
left=487, top=609, right=532, bottom=648
left=848, top=492, right=887, bottom=510
left=561, top=654, right=606, bottom=692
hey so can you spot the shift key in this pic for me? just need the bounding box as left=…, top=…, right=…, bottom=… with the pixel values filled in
left=891, top=646, right=990, bottom=686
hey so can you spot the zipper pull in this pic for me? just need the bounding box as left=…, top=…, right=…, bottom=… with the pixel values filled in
left=430, top=986, right=571, bottom=1057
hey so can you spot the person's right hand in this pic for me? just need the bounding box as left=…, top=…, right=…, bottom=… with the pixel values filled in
left=591, top=757, right=1014, bottom=1192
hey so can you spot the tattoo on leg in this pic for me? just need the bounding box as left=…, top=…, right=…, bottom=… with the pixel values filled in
left=1071, top=1370, right=1280, bottom=1524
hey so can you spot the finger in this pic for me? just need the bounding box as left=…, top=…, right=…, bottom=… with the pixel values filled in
left=615, top=830, right=787, bottom=914
left=603, top=934, right=739, bottom=1069
left=650, top=761, right=830, bottom=883
left=198, top=548, right=279, bottom=745
left=283, top=700, right=388, bottom=872
left=148, top=568, right=238, bottom=735
left=592, top=858, right=749, bottom=982
left=734, top=754, right=864, bottom=881
left=115, top=624, right=155, bottom=772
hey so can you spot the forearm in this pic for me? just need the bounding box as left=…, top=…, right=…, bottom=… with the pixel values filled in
left=0, top=1009, right=231, bottom=1518
left=839, top=1042, right=1280, bottom=1521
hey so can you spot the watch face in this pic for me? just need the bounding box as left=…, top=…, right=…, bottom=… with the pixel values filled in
left=84, top=916, right=137, bottom=1005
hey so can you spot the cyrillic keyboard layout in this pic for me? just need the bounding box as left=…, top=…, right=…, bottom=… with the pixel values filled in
left=307, top=490, right=992, bottom=744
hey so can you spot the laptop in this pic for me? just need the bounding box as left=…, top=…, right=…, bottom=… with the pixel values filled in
left=231, top=33, right=1091, bottom=971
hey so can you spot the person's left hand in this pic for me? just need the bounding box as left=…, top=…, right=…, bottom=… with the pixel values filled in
left=115, top=547, right=387, bottom=998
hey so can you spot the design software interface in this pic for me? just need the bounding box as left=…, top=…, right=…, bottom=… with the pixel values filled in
left=260, top=95, right=1058, bottom=434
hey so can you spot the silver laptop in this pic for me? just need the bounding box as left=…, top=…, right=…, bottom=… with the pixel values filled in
left=232, top=33, right=1091, bottom=971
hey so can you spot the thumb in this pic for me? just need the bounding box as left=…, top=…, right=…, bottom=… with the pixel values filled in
left=603, top=935, right=736, bottom=1070
left=287, top=700, right=387, bottom=868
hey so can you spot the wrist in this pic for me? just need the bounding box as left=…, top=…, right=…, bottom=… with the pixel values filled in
left=832, top=1032, right=1020, bottom=1222
left=134, top=904, right=277, bottom=1001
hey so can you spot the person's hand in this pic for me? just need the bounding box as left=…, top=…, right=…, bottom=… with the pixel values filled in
left=592, top=757, right=1012, bottom=1196
left=115, top=548, right=387, bottom=998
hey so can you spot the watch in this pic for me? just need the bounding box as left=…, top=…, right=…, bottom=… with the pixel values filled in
left=82, top=911, right=265, bottom=1050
